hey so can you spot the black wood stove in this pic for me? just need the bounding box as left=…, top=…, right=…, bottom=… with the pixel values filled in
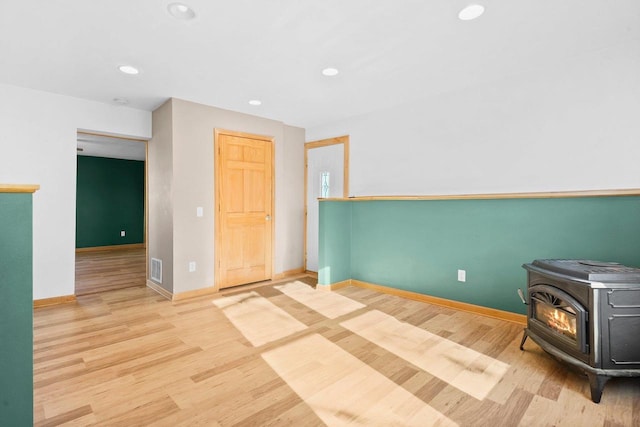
left=520, top=259, right=640, bottom=403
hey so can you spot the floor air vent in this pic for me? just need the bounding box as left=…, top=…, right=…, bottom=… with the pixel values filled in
left=151, top=258, right=162, bottom=283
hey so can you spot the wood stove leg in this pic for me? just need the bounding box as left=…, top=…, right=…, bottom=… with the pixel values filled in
left=519, top=330, right=528, bottom=350
left=587, top=373, right=609, bottom=403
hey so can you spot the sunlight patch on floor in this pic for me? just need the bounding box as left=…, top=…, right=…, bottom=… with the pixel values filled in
left=262, top=333, right=458, bottom=426
left=274, top=281, right=366, bottom=319
left=212, top=291, right=307, bottom=347
left=341, top=310, right=510, bottom=400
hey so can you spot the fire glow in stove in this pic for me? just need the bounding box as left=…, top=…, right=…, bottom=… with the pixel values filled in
left=520, top=259, right=640, bottom=403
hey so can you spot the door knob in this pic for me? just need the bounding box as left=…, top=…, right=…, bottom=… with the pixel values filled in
left=266, top=215, right=271, bottom=221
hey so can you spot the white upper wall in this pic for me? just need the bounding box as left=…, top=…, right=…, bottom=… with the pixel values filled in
left=307, top=40, right=640, bottom=195
left=0, top=83, right=151, bottom=299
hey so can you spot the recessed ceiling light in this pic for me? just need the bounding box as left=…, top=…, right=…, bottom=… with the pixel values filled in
left=322, top=67, right=339, bottom=77
left=113, top=97, right=129, bottom=105
left=167, top=3, right=196, bottom=20
left=248, top=100, right=262, bottom=106
left=458, top=4, right=485, bottom=21
left=118, top=65, right=139, bottom=75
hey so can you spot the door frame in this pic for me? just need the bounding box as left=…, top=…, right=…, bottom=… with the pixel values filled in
left=214, top=128, right=276, bottom=289
left=304, top=135, right=350, bottom=272
left=74, top=131, right=149, bottom=294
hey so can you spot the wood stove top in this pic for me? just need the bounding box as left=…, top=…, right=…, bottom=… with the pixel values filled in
left=529, top=259, right=640, bottom=283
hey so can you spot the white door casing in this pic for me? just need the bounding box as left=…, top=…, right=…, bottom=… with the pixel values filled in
left=305, top=137, right=348, bottom=272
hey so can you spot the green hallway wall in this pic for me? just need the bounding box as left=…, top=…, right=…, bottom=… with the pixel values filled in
left=76, top=156, right=145, bottom=248
left=319, top=196, right=640, bottom=314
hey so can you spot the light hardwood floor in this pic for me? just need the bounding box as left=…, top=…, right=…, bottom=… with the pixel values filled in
left=34, top=279, right=640, bottom=426
left=75, top=248, right=146, bottom=295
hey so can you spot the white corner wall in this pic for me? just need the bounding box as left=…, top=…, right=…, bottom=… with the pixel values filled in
left=280, top=125, right=305, bottom=272
left=306, top=40, right=640, bottom=195
left=0, top=84, right=151, bottom=299
left=163, top=99, right=305, bottom=295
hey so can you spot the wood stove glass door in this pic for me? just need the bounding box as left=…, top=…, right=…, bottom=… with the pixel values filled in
left=530, top=284, right=588, bottom=354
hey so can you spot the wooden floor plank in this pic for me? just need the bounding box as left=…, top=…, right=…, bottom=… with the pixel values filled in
left=75, top=247, right=146, bottom=295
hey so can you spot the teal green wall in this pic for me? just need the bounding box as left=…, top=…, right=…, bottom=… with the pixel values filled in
left=320, top=197, right=640, bottom=314
left=76, top=156, right=145, bottom=248
left=0, top=193, right=33, bottom=425
left=318, top=201, right=352, bottom=285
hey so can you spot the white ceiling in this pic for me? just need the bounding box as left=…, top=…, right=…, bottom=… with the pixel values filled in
left=77, top=133, right=146, bottom=161
left=1, top=1, right=639, bottom=129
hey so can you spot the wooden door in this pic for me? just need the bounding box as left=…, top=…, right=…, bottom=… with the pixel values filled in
left=215, top=130, right=273, bottom=289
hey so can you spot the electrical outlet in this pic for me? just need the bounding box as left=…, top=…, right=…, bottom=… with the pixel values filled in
left=457, top=269, right=466, bottom=282
left=189, top=261, right=196, bottom=272
left=196, top=207, right=203, bottom=217
left=120, top=230, right=126, bottom=237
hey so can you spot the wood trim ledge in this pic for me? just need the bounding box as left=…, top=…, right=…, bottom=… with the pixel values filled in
left=0, top=184, right=40, bottom=193
left=321, top=188, right=640, bottom=202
